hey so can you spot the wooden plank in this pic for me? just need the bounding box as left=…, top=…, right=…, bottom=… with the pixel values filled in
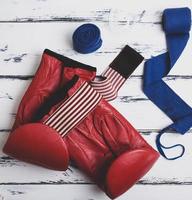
left=0, top=131, right=192, bottom=184
left=1, top=22, right=192, bottom=76
left=0, top=77, right=191, bottom=130
left=0, top=184, right=191, bottom=200
left=0, top=0, right=191, bottom=22
left=0, top=22, right=167, bottom=76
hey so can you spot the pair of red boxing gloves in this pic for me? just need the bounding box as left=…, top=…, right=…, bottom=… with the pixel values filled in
left=3, top=46, right=159, bottom=199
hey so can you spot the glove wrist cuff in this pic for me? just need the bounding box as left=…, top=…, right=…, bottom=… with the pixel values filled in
left=90, top=45, right=144, bottom=101
left=44, top=49, right=96, bottom=72
left=43, top=80, right=102, bottom=136
left=106, top=45, right=144, bottom=79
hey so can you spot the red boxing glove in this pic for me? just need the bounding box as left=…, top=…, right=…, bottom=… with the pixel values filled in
left=4, top=50, right=96, bottom=170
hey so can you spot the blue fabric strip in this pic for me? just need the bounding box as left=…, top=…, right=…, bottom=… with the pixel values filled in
left=143, top=7, right=192, bottom=160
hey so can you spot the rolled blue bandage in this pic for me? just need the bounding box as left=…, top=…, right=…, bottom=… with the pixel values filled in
left=72, top=23, right=102, bottom=54
left=143, top=7, right=192, bottom=160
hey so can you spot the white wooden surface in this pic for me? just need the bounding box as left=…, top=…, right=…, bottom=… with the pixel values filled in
left=0, top=0, right=192, bottom=199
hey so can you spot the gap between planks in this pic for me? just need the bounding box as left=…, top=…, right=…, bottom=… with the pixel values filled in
left=0, top=75, right=192, bottom=80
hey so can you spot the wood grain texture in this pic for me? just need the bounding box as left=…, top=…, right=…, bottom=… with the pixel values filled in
left=0, top=22, right=166, bottom=76
left=0, top=185, right=192, bottom=200
left=0, top=0, right=191, bottom=23
left=1, top=22, right=192, bottom=76
left=0, top=0, right=192, bottom=199
left=0, top=77, right=191, bottom=130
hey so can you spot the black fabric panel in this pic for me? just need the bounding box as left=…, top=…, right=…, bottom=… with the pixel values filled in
left=32, top=75, right=79, bottom=122
left=109, top=45, right=144, bottom=79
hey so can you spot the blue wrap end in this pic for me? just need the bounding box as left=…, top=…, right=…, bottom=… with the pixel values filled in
left=72, top=23, right=102, bottom=54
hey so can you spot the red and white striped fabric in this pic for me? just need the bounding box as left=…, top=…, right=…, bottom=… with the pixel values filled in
left=90, top=67, right=126, bottom=101
left=43, top=67, right=126, bottom=137
left=43, top=82, right=102, bottom=137
left=42, top=45, right=143, bottom=137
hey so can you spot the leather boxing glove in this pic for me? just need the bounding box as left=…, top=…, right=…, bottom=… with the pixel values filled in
left=12, top=49, right=96, bottom=130
left=4, top=50, right=96, bottom=170
left=61, top=78, right=159, bottom=199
